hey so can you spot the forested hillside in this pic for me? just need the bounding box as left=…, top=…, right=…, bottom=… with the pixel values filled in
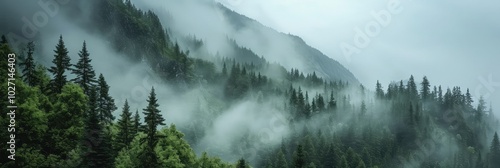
left=0, top=0, right=499, bottom=168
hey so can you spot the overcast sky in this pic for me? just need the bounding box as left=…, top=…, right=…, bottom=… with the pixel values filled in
left=217, top=0, right=500, bottom=110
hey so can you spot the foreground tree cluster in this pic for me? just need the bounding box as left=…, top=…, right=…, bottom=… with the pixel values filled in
left=0, top=36, right=244, bottom=168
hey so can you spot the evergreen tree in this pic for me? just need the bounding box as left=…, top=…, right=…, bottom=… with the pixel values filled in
left=275, top=149, right=288, bottom=168
left=236, top=158, right=249, bottom=168
left=81, top=86, right=114, bottom=168
left=476, top=96, right=486, bottom=122
left=116, top=99, right=134, bottom=150
left=339, top=156, right=349, bottom=168
left=465, top=88, right=474, bottom=110
left=72, top=41, right=97, bottom=96
left=489, top=132, right=500, bottom=168
left=316, top=94, right=325, bottom=112
left=420, top=76, right=430, bottom=100
left=20, top=41, right=38, bottom=86
left=97, top=74, right=117, bottom=124
left=438, top=86, right=444, bottom=105
left=132, top=110, right=141, bottom=135
left=139, top=87, right=166, bottom=168
left=360, top=101, right=367, bottom=116
left=328, top=91, right=337, bottom=110
left=293, top=145, right=306, bottom=168
left=222, top=62, right=228, bottom=77
left=1, top=35, right=7, bottom=44
left=376, top=80, right=384, bottom=98
left=48, top=35, right=72, bottom=94
left=407, top=75, right=418, bottom=99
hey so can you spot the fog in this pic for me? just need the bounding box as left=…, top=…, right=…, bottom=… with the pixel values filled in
left=132, top=0, right=324, bottom=79
left=1, top=0, right=498, bottom=166
left=218, top=0, right=500, bottom=117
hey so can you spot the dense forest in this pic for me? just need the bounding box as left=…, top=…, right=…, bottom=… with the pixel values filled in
left=1, top=0, right=499, bottom=168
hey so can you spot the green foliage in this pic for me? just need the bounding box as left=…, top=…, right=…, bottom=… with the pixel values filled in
left=293, top=145, right=306, bottom=168
left=116, top=99, right=135, bottom=151
left=81, top=85, right=114, bottom=168
left=19, top=42, right=37, bottom=86
left=48, top=35, right=72, bottom=94
left=139, top=87, right=166, bottom=167
left=490, top=132, right=500, bottom=167
left=97, top=74, right=117, bottom=124
left=44, top=83, right=87, bottom=162
left=71, top=41, right=97, bottom=96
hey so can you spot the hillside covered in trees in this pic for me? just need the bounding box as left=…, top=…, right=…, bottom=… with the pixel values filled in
left=0, top=0, right=499, bottom=168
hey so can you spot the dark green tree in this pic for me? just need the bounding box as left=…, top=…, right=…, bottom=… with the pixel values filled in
left=48, top=35, right=72, bottom=94
left=1, top=35, right=7, bottom=44
left=328, top=91, right=337, bottom=111
left=376, top=80, right=384, bottom=98
left=476, top=96, right=487, bottom=122
left=438, top=86, right=443, bottom=105
left=420, top=76, right=430, bottom=100
left=20, top=41, right=38, bottom=86
left=293, top=145, right=306, bottom=168
left=236, top=158, right=250, bottom=168
left=139, top=87, right=166, bottom=168
left=132, top=110, right=141, bottom=135
left=81, top=86, right=114, bottom=168
left=275, top=149, right=288, bottom=168
left=72, top=41, right=97, bottom=96
left=339, top=156, right=349, bottom=168
left=222, top=62, right=228, bottom=77
left=116, top=99, right=134, bottom=150
left=465, top=88, right=474, bottom=110
left=407, top=75, right=418, bottom=99
left=97, top=74, right=117, bottom=124
left=489, top=132, right=500, bottom=168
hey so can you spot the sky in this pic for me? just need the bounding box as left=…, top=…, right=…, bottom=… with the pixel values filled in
left=217, top=0, right=500, bottom=111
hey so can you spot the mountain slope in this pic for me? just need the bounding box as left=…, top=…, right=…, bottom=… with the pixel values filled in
left=217, top=3, right=359, bottom=84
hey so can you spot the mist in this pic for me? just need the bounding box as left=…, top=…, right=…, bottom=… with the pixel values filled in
left=1, top=1, right=498, bottom=167
left=218, top=0, right=500, bottom=118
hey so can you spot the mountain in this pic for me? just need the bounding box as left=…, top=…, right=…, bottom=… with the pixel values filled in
left=130, top=0, right=358, bottom=84
left=217, top=4, right=359, bottom=84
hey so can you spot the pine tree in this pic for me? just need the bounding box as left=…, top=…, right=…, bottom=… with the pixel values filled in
left=0, top=35, right=7, bottom=44
left=465, top=88, right=474, bottom=110
left=339, top=156, right=349, bottom=168
left=132, top=110, right=140, bottom=135
left=48, top=35, right=72, bottom=94
left=476, top=96, right=486, bottom=122
left=97, top=74, right=117, bottom=124
left=293, top=145, right=306, bottom=168
left=72, top=41, right=97, bottom=96
left=81, top=86, right=114, bottom=168
left=275, top=149, right=288, bottom=168
left=360, top=101, right=367, bottom=116
left=328, top=91, right=336, bottom=110
left=420, top=76, right=430, bottom=100
left=20, top=41, right=38, bottom=86
left=376, top=80, right=384, bottom=98
left=438, top=86, right=443, bottom=105
left=489, top=132, right=500, bottom=168
left=316, top=94, right=325, bottom=112
left=236, top=158, right=249, bottom=168
left=139, top=87, right=166, bottom=168
left=222, top=62, right=228, bottom=77
left=116, top=99, right=134, bottom=150
left=407, top=75, right=418, bottom=99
